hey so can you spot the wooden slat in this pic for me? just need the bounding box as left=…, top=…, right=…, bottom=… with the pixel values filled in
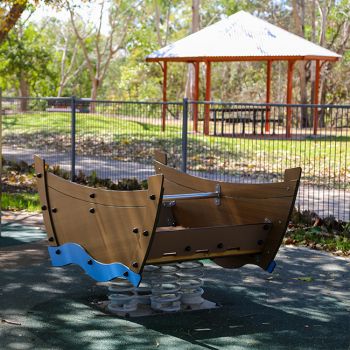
left=46, top=172, right=148, bottom=207
left=147, top=222, right=270, bottom=264
left=154, top=150, right=167, bottom=165
left=155, top=161, right=300, bottom=199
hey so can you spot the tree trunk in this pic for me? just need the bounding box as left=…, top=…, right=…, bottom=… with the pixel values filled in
left=185, top=0, right=200, bottom=99
left=19, top=71, right=29, bottom=111
left=292, top=0, right=309, bottom=127
left=90, top=78, right=99, bottom=113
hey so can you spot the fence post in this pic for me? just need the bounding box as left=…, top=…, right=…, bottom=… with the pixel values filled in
left=0, top=88, right=2, bottom=237
left=181, top=98, right=188, bottom=173
left=71, top=96, right=76, bottom=182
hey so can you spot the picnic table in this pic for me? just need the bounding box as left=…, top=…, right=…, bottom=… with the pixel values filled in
left=210, top=107, right=277, bottom=135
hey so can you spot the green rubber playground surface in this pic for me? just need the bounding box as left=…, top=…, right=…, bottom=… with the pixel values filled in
left=0, top=222, right=46, bottom=247
left=1, top=223, right=350, bottom=350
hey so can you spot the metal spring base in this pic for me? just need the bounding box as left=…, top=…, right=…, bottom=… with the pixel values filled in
left=150, top=264, right=181, bottom=312
left=177, top=261, right=204, bottom=307
left=107, top=280, right=137, bottom=313
left=105, top=262, right=216, bottom=316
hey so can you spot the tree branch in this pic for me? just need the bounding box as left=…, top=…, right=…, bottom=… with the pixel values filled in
left=0, top=1, right=28, bottom=44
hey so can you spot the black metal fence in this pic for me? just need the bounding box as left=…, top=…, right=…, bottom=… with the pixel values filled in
left=1, top=96, right=350, bottom=221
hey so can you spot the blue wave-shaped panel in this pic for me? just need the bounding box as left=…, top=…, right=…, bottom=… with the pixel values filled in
left=48, top=243, right=141, bottom=287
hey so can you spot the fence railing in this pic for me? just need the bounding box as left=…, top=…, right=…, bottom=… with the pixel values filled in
left=1, top=96, right=350, bottom=221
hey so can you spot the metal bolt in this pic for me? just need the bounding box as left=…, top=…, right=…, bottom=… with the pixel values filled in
left=55, top=249, right=61, bottom=255
left=278, top=220, right=282, bottom=224
left=89, top=193, right=95, bottom=198
left=89, top=208, right=95, bottom=214
left=185, top=246, right=191, bottom=252
left=217, top=243, right=224, bottom=249
left=149, top=194, right=156, bottom=200
left=143, top=230, right=149, bottom=236
left=87, top=260, right=93, bottom=265
left=132, top=228, right=139, bottom=234
left=48, top=237, right=54, bottom=242
left=41, top=205, right=47, bottom=211
left=132, top=262, right=138, bottom=268
left=52, top=208, right=57, bottom=213
left=36, top=173, right=42, bottom=178
left=123, top=271, right=129, bottom=277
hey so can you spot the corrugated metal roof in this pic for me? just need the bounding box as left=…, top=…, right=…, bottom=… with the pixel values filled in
left=146, top=11, right=341, bottom=61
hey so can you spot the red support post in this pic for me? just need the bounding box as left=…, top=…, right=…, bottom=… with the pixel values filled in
left=286, top=60, right=295, bottom=138
left=313, top=60, right=320, bottom=135
left=193, top=61, right=200, bottom=132
left=204, top=61, right=211, bottom=135
left=161, top=62, right=168, bottom=132
left=265, top=60, right=272, bottom=133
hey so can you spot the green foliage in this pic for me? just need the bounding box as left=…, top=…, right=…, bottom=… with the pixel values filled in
left=1, top=192, right=41, bottom=211
left=0, top=22, right=57, bottom=96
left=286, top=227, right=350, bottom=254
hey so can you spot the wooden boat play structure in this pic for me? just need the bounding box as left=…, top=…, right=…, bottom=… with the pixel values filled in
left=34, top=152, right=301, bottom=287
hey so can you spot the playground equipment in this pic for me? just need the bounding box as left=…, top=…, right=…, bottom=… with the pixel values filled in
left=34, top=152, right=301, bottom=287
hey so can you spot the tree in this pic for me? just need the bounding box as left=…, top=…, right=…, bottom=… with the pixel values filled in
left=0, top=1, right=28, bottom=44
left=67, top=0, right=137, bottom=106
left=0, top=0, right=64, bottom=45
left=185, top=0, right=200, bottom=100
left=0, top=22, right=55, bottom=107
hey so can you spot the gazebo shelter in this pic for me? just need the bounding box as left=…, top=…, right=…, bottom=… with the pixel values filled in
left=146, top=11, right=341, bottom=137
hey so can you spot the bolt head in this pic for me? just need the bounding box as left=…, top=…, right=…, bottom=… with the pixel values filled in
left=48, top=237, right=54, bottom=242
left=52, top=208, right=57, bottom=213
left=41, top=205, right=47, bottom=211
left=87, top=260, right=93, bottom=265
left=185, top=246, right=191, bottom=252
left=149, top=194, right=156, bottom=200
left=55, top=249, right=61, bottom=255
left=89, top=193, right=95, bottom=198
left=143, top=230, right=149, bottom=236
left=132, top=228, right=139, bottom=234
left=132, top=262, right=138, bottom=268
left=89, top=208, right=95, bottom=214
left=217, top=243, right=224, bottom=249
left=36, top=173, right=42, bottom=178
left=123, top=271, right=129, bottom=277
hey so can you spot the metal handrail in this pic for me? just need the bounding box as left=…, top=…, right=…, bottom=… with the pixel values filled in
left=163, top=191, right=220, bottom=201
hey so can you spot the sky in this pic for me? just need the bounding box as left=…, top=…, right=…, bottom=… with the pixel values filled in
left=29, top=1, right=111, bottom=34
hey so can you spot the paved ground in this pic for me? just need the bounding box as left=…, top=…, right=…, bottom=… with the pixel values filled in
left=3, top=146, right=350, bottom=220
left=1, top=220, right=350, bottom=350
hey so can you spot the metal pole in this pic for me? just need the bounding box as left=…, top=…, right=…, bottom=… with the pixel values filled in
left=71, top=96, right=76, bottom=182
left=181, top=98, right=188, bottom=173
left=163, top=191, right=219, bottom=201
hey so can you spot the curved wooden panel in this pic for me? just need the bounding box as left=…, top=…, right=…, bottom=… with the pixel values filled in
left=34, top=156, right=57, bottom=246
left=35, top=156, right=164, bottom=275
left=154, top=159, right=301, bottom=271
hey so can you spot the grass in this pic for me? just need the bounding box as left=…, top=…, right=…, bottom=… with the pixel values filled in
left=2, top=112, right=350, bottom=188
left=1, top=192, right=41, bottom=212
